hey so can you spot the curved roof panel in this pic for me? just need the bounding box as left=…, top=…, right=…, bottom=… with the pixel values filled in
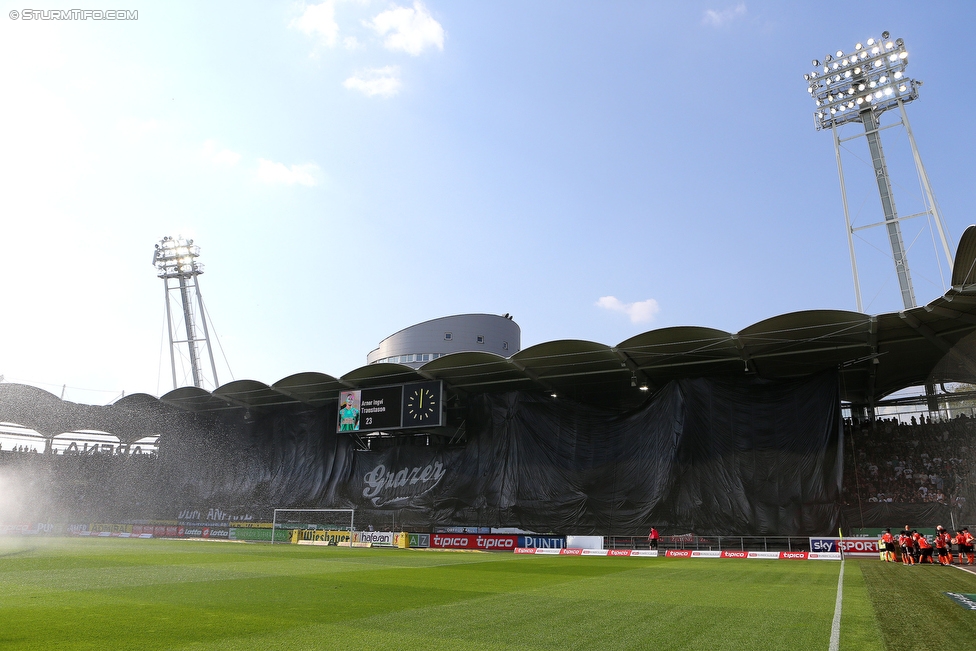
left=738, top=310, right=872, bottom=378
left=951, top=225, right=976, bottom=289
left=340, top=363, right=424, bottom=387
left=420, top=352, right=532, bottom=392
left=160, top=386, right=230, bottom=412
left=272, top=372, right=343, bottom=406
left=113, top=392, right=171, bottom=414
left=514, top=340, right=620, bottom=379
left=617, top=326, right=740, bottom=380
left=213, top=380, right=293, bottom=410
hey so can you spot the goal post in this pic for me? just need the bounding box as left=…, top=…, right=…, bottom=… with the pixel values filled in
left=270, top=508, right=355, bottom=545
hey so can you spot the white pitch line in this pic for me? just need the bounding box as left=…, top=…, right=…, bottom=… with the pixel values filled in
left=951, top=564, right=976, bottom=575
left=828, top=560, right=845, bottom=651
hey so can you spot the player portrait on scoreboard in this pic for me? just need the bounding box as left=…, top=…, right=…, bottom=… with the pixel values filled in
left=337, top=391, right=361, bottom=432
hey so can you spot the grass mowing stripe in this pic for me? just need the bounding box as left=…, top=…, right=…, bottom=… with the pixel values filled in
left=836, top=559, right=884, bottom=651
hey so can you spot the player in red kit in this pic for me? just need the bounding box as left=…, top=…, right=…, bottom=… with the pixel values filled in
left=934, top=526, right=951, bottom=566
left=898, top=531, right=914, bottom=565
left=961, top=528, right=974, bottom=565
left=881, top=528, right=895, bottom=562
left=914, top=531, right=934, bottom=564
left=647, top=527, right=659, bottom=550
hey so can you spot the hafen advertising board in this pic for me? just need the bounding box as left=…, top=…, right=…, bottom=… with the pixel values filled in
left=352, top=531, right=396, bottom=546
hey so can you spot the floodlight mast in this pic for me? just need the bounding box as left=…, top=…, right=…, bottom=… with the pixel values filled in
left=804, top=32, right=953, bottom=312
left=152, top=236, right=220, bottom=390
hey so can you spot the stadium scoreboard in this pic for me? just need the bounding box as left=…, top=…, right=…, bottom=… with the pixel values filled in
left=336, top=381, right=443, bottom=433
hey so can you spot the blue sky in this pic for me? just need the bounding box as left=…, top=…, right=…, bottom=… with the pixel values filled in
left=0, top=1, right=973, bottom=404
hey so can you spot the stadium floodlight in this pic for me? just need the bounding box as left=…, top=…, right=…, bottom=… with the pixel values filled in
left=153, top=236, right=220, bottom=390
left=803, top=32, right=953, bottom=313
left=805, top=34, right=917, bottom=132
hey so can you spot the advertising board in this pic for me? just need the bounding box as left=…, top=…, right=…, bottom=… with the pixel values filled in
left=353, top=531, right=396, bottom=546
left=809, top=537, right=879, bottom=555
left=518, top=535, right=565, bottom=549
left=778, top=551, right=808, bottom=560
left=429, top=534, right=518, bottom=550
left=566, top=535, right=603, bottom=550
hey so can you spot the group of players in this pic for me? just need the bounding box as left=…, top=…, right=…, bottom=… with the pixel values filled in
left=880, top=526, right=974, bottom=565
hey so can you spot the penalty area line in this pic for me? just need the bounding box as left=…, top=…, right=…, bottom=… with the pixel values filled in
left=828, top=559, right=845, bottom=651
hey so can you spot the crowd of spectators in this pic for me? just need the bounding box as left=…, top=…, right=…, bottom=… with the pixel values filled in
left=843, top=413, right=975, bottom=514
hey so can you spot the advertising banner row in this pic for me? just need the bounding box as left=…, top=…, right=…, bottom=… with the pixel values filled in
left=516, top=548, right=659, bottom=557
left=664, top=549, right=842, bottom=560
left=1, top=524, right=857, bottom=561
left=73, top=524, right=233, bottom=539
left=347, top=532, right=568, bottom=550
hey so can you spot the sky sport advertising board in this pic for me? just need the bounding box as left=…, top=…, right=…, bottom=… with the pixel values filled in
left=809, top=537, right=879, bottom=555
left=336, top=381, right=443, bottom=433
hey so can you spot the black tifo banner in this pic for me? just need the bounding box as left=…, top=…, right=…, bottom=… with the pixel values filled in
left=160, top=372, right=842, bottom=536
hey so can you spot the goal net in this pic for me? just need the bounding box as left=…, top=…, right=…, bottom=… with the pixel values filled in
left=271, top=508, right=355, bottom=545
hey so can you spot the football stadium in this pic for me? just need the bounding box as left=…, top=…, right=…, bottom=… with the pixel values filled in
left=5, top=228, right=976, bottom=648
left=4, top=14, right=976, bottom=651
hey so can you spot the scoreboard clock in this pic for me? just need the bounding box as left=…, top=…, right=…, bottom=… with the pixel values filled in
left=336, top=381, right=443, bottom=433
left=402, top=381, right=442, bottom=427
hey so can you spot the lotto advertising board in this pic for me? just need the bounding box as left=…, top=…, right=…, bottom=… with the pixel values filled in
left=176, top=526, right=230, bottom=539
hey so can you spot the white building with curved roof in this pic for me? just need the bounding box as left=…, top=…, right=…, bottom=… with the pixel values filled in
left=367, top=314, right=520, bottom=368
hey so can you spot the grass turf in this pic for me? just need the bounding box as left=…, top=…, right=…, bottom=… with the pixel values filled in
left=1, top=538, right=974, bottom=650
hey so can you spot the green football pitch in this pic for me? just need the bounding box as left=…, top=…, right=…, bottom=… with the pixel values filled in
left=2, top=538, right=976, bottom=650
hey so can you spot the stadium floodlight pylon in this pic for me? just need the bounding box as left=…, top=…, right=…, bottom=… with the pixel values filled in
left=270, top=508, right=356, bottom=546
left=153, top=236, right=219, bottom=391
left=804, top=31, right=953, bottom=313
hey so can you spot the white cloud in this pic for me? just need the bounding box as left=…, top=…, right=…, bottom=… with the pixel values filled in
left=343, top=66, right=402, bottom=97
left=596, top=296, right=661, bottom=324
left=703, top=3, right=746, bottom=27
left=201, top=140, right=241, bottom=166
left=366, top=1, right=444, bottom=55
left=255, top=159, right=320, bottom=186
left=343, top=36, right=362, bottom=50
left=290, top=1, right=340, bottom=47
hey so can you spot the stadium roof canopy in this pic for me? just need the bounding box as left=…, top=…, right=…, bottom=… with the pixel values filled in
left=6, top=229, right=975, bottom=424
left=139, top=226, right=976, bottom=415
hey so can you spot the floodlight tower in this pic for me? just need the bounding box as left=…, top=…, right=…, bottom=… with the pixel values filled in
left=153, top=236, right=219, bottom=391
left=803, top=31, right=953, bottom=312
